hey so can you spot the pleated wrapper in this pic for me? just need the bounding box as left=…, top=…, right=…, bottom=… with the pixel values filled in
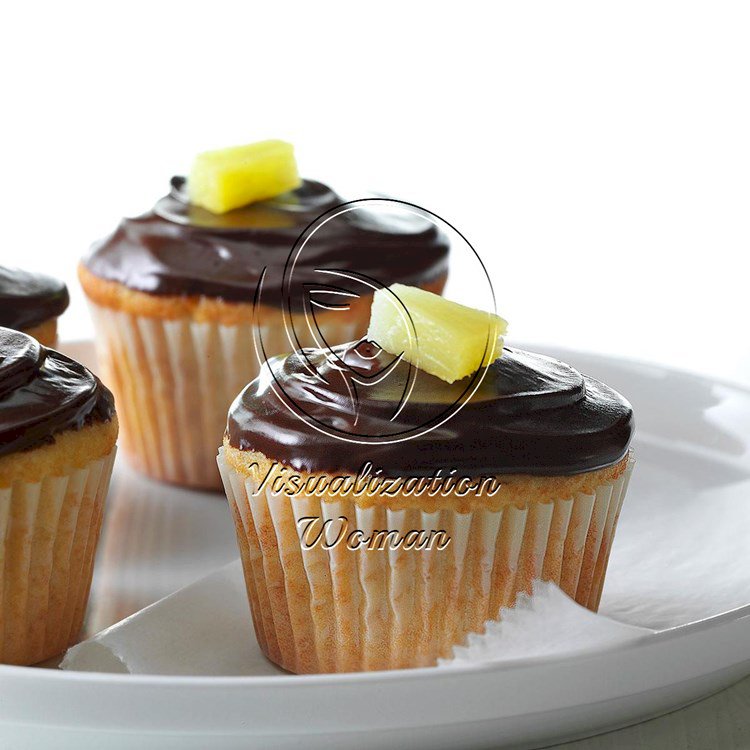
left=218, top=448, right=634, bottom=674
left=86, top=304, right=368, bottom=489
left=0, top=447, right=116, bottom=665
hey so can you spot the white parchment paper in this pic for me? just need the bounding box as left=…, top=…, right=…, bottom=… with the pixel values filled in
left=62, top=561, right=653, bottom=675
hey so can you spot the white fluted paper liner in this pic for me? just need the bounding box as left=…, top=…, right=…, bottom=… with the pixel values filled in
left=216, top=450, right=635, bottom=673
left=86, top=303, right=369, bottom=489
left=61, top=558, right=652, bottom=675
left=0, top=447, right=116, bottom=665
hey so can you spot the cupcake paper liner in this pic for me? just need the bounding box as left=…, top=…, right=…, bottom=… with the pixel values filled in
left=0, top=447, right=116, bottom=665
left=217, top=449, right=634, bottom=673
left=86, top=304, right=369, bottom=489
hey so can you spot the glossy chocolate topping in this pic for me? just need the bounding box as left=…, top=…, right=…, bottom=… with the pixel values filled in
left=83, top=178, right=450, bottom=309
left=0, top=267, right=69, bottom=331
left=227, top=342, right=634, bottom=476
left=0, top=328, right=115, bottom=457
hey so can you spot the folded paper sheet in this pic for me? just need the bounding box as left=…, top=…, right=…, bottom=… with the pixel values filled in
left=62, top=561, right=654, bottom=675
left=62, top=561, right=280, bottom=675
left=441, top=580, right=654, bottom=666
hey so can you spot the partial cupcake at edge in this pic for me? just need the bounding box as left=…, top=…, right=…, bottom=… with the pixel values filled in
left=218, top=285, right=635, bottom=674
left=0, top=327, right=117, bottom=665
left=0, top=266, right=69, bottom=347
left=79, top=140, right=450, bottom=489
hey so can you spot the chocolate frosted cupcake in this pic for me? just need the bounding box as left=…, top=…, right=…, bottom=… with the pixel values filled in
left=0, top=267, right=69, bottom=346
left=80, top=151, right=449, bottom=489
left=0, top=328, right=117, bottom=664
left=217, top=288, right=634, bottom=674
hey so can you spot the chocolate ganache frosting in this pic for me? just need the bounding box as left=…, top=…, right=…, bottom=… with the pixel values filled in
left=227, top=342, right=634, bottom=477
left=84, top=178, right=450, bottom=309
left=0, top=328, right=115, bottom=457
left=0, top=267, right=69, bottom=331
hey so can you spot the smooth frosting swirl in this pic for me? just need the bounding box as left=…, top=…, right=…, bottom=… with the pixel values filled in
left=83, top=178, right=450, bottom=309
left=0, top=267, right=69, bottom=331
left=227, top=342, right=634, bottom=476
left=0, top=328, right=115, bottom=457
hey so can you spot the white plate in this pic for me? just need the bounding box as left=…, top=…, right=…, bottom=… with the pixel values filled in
left=0, top=342, right=749, bottom=750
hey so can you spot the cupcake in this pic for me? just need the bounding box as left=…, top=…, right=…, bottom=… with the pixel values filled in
left=79, top=141, right=449, bottom=489
left=217, top=286, right=634, bottom=673
left=0, top=327, right=117, bottom=664
left=0, top=266, right=69, bottom=346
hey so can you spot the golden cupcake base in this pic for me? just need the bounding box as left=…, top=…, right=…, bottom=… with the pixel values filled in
left=218, top=447, right=634, bottom=674
left=21, top=317, right=59, bottom=348
left=80, top=265, right=447, bottom=490
left=0, top=447, right=116, bottom=665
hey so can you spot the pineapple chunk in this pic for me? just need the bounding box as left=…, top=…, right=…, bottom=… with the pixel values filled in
left=367, top=284, right=507, bottom=383
left=188, top=139, right=301, bottom=214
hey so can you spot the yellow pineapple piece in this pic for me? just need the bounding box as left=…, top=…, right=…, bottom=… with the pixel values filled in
left=367, top=284, right=507, bottom=383
left=188, top=139, right=301, bottom=214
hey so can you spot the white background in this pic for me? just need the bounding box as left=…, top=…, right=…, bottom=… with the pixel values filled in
left=1, top=1, right=747, bottom=383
